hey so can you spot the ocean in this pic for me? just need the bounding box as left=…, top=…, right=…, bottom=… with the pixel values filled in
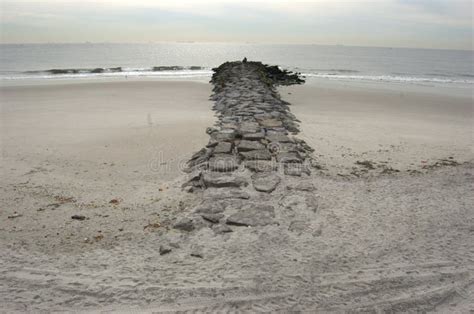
left=1, top=43, right=473, bottom=86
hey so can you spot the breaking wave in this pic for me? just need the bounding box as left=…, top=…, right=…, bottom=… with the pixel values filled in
left=3, top=66, right=213, bottom=80
left=302, top=73, right=474, bottom=84
left=2, top=65, right=473, bottom=85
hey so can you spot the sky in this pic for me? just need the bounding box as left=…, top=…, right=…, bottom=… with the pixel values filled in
left=0, top=0, right=472, bottom=50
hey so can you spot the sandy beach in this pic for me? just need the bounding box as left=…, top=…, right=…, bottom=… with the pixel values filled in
left=1, top=78, right=473, bottom=312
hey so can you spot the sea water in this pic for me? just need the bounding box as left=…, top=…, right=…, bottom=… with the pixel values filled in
left=1, top=43, right=473, bottom=86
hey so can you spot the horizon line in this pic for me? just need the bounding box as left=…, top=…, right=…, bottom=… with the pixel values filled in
left=0, top=41, right=472, bottom=52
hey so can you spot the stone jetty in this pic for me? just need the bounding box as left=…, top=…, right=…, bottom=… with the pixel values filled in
left=181, top=60, right=317, bottom=230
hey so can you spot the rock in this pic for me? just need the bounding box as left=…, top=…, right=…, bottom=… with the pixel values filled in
left=284, top=163, right=310, bottom=176
left=240, top=149, right=272, bottom=161
left=159, top=244, right=172, bottom=255
left=276, top=143, right=298, bottom=153
left=208, top=156, right=240, bottom=172
left=245, top=160, right=278, bottom=172
left=259, top=118, right=283, bottom=128
left=194, top=201, right=226, bottom=214
left=183, top=186, right=194, bottom=193
left=206, top=127, right=218, bottom=135
left=202, top=172, right=248, bottom=188
left=266, top=133, right=292, bottom=143
left=226, top=204, right=275, bottom=227
left=187, top=148, right=212, bottom=168
left=252, top=173, right=281, bottom=193
left=203, top=188, right=250, bottom=200
left=200, top=213, right=224, bottom=223
left=305, top=195, right=319, bottom=213
left=288, top=220, right=310, bottom=234
left=239, top=122, right=260, bottom=134
left=286, top=181, right=316, bottom=192
left=277, top=152, right=302, bottom=163
left=284, top=164, right=302, bottom=176
left=212, top=224, right=233, bottom=234
left=173, top=218, right=194, bottom=232
left=71, top=215, right=86, bottom=221
left=279, top=195, right=308, bottom=211
left=279, top=194, right=319, bottom=212
left=211, top=130, right=236, bottom=142
left=182, top=170, right=202, bottom=188
left=189, top=148, right=208, bottom=161
left=190, top=245, right=204, bottom=258
left=237, top=140, right=265, bottom=152
left=212, top=142, right=233, bottom=154
left=243, top=132, right=265, bottom=141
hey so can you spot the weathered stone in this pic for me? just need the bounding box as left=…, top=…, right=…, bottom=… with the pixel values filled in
left=202, top=172, right=248, bottom=188
left=240, top=149, right=272, bottom=161
left=190, top=245, right=204, bottom=258
left=187, top=148, right=212, bottom=167
left=226, top=204, right=275, bottom=227
left=189, top=148, right=208, bottom=161
left=243, top=132, right=265, bottom=141
left=276, top=143, right=299, bottom=153
left=277, top=152, right=302, bottom=163
left=208, top=156, right=240, bottom=172
left=211, top=130, right=236, bottom=142
left=284, top=163, right=310, bottom=176
left=259, top=118, right=283, bottom=128
left=245, top=160, right=278, bottom=172
left=237, top=140, right=265, bottom=152
left=279, top=195, right=307, bottom=211
left=252, top=173, right=281, bottom=193
left=284, top=165, right=302, bottom=176
left=286, top=181, right=316, bottom=192
left=203, top=188, right=250, bottom=200
left=200, top=213, right=224, bottom=223
left=159, top=244, right=172, bottom=255
left=266, top=133, right=293, bottom=143
left=288, top=220, right=310, bottom=234
left=182, top=170, right=202, bottom=187
left=279, top=194, right=319, bottom=212
left=212, top=224, right=233, bottom=234
left=194, top=201, right=226, bottom=214
left=212, top=142, right=233, bottom=154
left=173, top=218, right=194, bottom=232
left=239, top=122, right=260, bottom=134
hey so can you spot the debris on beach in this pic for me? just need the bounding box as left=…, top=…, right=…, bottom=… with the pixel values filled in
left=71, top=215, right=86, bottom=221
left=109, top=198, right=121, bottom=205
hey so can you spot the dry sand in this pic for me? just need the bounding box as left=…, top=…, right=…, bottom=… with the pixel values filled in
left=1, top=80, right=473, bottom=312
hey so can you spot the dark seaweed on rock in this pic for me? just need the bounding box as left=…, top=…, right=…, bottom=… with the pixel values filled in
left=211, top=61, right=305, bottom=89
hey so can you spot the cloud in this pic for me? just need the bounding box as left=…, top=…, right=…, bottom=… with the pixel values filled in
left=0, top=0, right=472, bottom=49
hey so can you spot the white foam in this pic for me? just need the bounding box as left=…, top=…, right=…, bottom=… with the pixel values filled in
left=1, top=70, right=214, bottom=80
left=303, top=73, right=474, bottom=84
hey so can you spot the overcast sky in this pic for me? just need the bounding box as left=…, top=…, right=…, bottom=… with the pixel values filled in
left=1, top=0, right=472, bottom=49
